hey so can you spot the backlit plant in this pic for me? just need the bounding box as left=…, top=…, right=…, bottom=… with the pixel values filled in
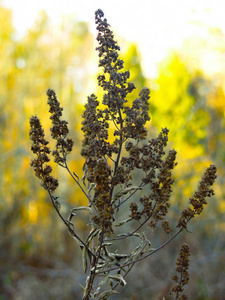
left=29, top=9, right=217, bottom=300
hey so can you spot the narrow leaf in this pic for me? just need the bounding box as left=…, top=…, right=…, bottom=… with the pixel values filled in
left=112, top=186, right=142, bottom=202
left=66, top=219, right=75, bottom=230
left=102, top=242, right=113, bottom=247
left=95, top=290, right=119, bottom=300
left=88, top=182, right=96, bottom=194
left=85, top=227, right=100, bottom=245
left=73, top=172, right=79, bottom=181
left=82, top=166, right=87, bottom=186
left=109, top=274, right=127, bottom=286
left=82, top=246, right=88, bottom=273
left=70, top=206, right=92, bottom=212
left=54, top=200, right=61, bottom=211
left=114, top=217, right=132, bottom=227
left=69, top=212, right=76, bottom=221
left=115, top=233, right=128, bottom=238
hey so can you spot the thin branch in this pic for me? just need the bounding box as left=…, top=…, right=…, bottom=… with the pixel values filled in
left=112, top=241, right=149, bottom=290
left=47, top=189, right=95, bottom=259
left=110, top=100, right=124, bottom=199
left=65, top=162, right=90, bottom=200
left=98, top=228, right=183, bottom=274
left=83, top=231, right=104, bottom=300
left=65, top=161, right=98, bottom=214
left=115, top=181, right=145, bottom=209
left=106, top=202, right=157, bottom=242
left=109, top=111, right=120, bottom=131
left=105, top=153, right=116, bottom=164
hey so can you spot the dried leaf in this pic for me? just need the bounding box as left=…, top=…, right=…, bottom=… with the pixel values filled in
left=133, top=233, right=142, bottom=238
left=73, top=172, right=79, bottom=181
left=66, top=219, right=75, bottom=230
left=54, top=200, right=61, bottom=211
left=82, top=166, right=87, bottom=186
left=93, top=287, right=101, bottom=297
left=88, top=182, right=96, bottom=194
left=85, top=227, right=100, bottom=245
left=115, top=233, right=128, bottom=238
left=68, top=212, right=76, bottom=221
left=95, top=262, right=107, bottom=271
left=70, top=206, right=92, bottom=212
left=109, top=274, right=127, bottom=286
left=95, top=290, right=119, bottom=300
left=102, top=242, right=113, bottom=247
left=112, top=186, right=142, bottom=202
left=82, top=246, right=88, bottom=273
left=113, top=253, right=129, bottom=260
left=114, top=217, right=132, bottom=227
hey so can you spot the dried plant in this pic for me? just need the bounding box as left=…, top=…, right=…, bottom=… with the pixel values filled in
left=29, top=9, right=217, bottom=300
left=170, top=243, right=191, bottom=300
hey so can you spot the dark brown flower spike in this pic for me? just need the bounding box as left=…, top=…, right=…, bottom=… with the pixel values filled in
left=177, top=164, right=217, bottom=229
left=29, top=9, right=217, bottom=300
left=170, top=243, right=191, bottom=299
left=29, top=115, right=58, bottom=192
left=47, top=89, right=73, bottom=166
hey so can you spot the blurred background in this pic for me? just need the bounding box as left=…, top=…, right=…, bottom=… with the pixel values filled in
left=0, top=0, right=224, bottom=299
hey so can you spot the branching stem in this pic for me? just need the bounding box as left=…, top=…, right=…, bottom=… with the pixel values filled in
left=47, top=189, right=95, bottom=259
left=98, top=228, right=183, bottom=274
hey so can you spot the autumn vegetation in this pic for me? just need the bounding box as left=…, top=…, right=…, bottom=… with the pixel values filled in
left=29, top=8, right=217, bottom=300
left=1, top=3, right=225, bottom=300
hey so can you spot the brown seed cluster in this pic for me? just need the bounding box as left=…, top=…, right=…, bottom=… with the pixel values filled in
left=95, top=9, right=135, bottom=117
left=177, top=164, right=217, bottom=229
left=81, top=94, right=114, bottom=159
left=123, top=87, right=150, bottom=140
left=81, top=9, right=145, bottom=233
left=29, top=90, right=74, bottom=192
left=81, top=9, right=179, bottom=234
left=29, top=9, right=218, bottom=298
left=29, top=116, right=58, bottom=192
left=122, top=129, right=177, bottom=233
left=189, top=164, right=217, bottom=214
left=46, top=89, right=73, bottom=166
left=170, top=243, right=191, bottom=299
left=81, top=94, right=114, bottom=233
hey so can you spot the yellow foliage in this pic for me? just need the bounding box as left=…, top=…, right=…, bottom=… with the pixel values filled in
left=0, top=2, right=223, bottom=259
left=0, top=3, right=94, bottom=248
left=208, top=84, right=225, bottom=117
left=28, top=201, right=38, bottom=224
left=181, top=143, right=204, bottom=159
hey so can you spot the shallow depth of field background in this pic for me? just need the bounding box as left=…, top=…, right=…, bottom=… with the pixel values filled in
left=0, top=0, right=224, bottom=299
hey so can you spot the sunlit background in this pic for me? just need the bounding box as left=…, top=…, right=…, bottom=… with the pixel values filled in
left=3, top=0, right=225, bottom=77
left=0, top=0, right=225, bottom=299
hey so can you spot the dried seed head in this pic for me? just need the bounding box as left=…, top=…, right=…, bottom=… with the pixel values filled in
left=170, top=243, right=191, bottom=299
left=29, top=116, right=58, bottom=192
left=177, top=164, right=217, bottom=229
left=46, top=89, right=73, bottom=166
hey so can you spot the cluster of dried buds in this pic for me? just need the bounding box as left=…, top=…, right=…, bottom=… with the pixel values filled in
left=29, top=8, right=217, bottom=300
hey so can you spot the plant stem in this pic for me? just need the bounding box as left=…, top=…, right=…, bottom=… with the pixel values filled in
left=47, top=189, right=95, bottom=258
left=98, top=228, right=183, bottom=274
left=83, top=231, right=104, bottom=299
